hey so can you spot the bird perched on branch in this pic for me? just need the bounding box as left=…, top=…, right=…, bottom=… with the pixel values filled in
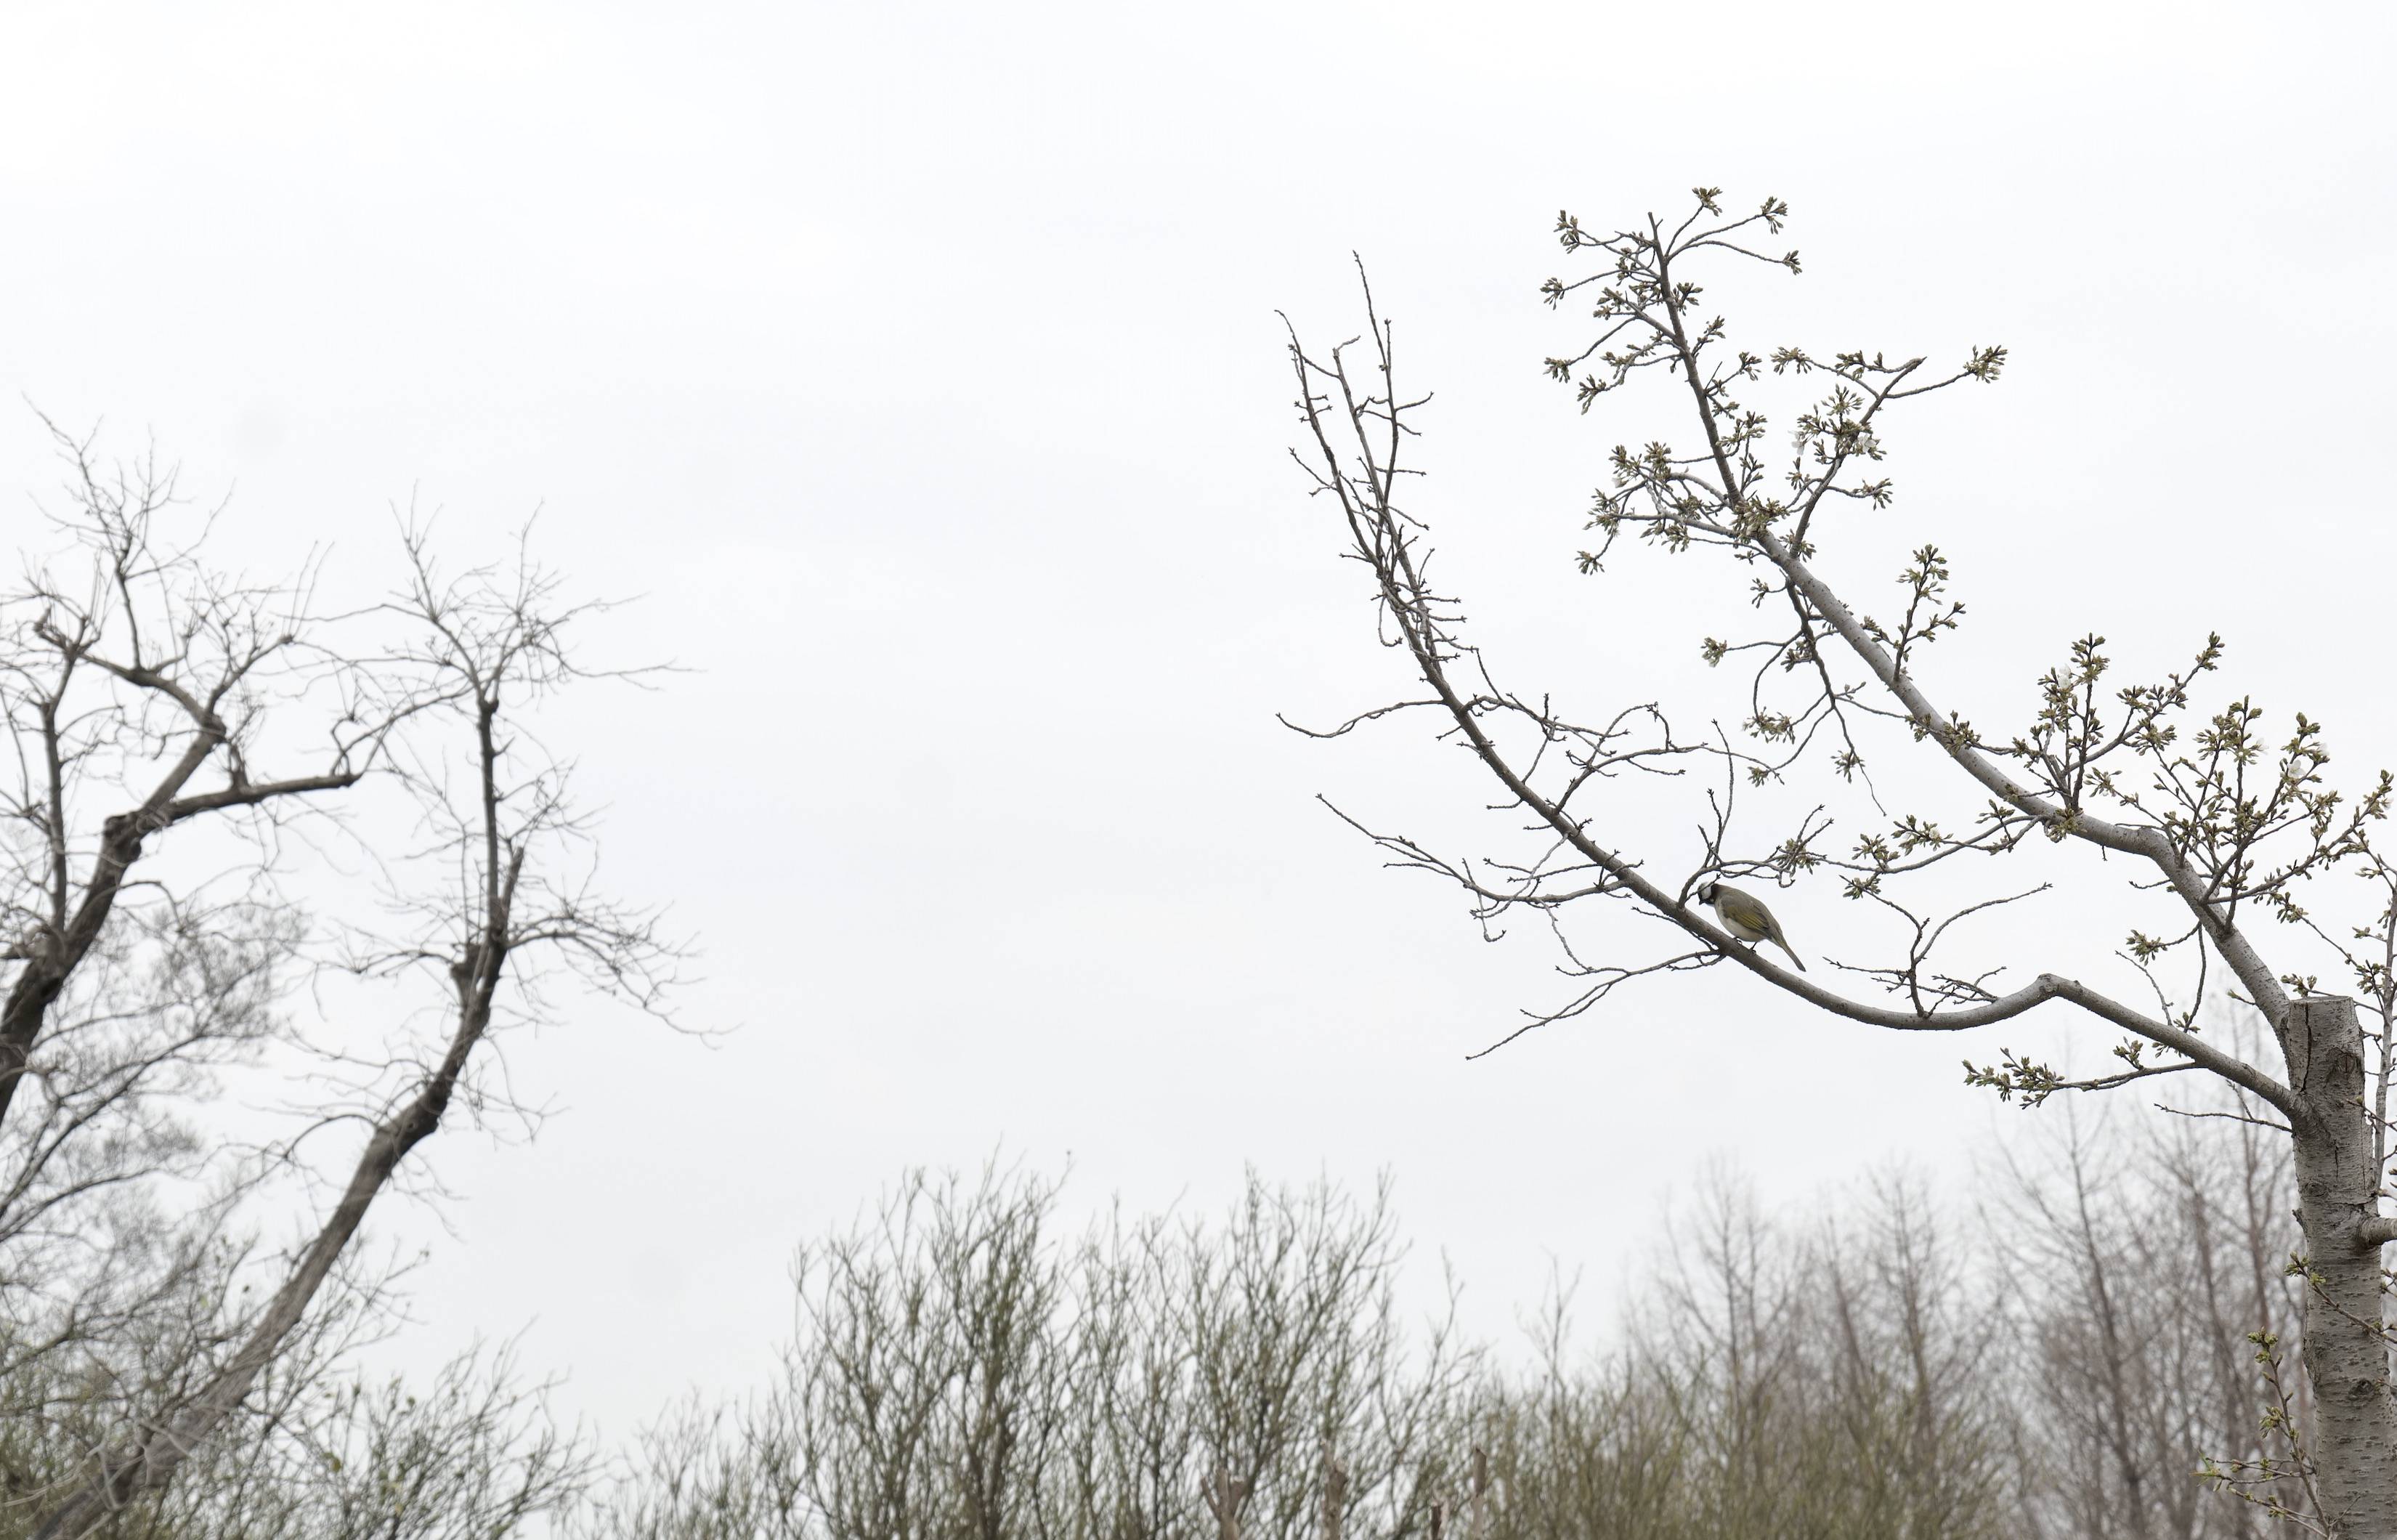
left=1697, top=882, right=1806, bottom=972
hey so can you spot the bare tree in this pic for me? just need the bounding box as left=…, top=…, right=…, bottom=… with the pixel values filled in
left=20, top=521, right=674, bottom=1539
left=1280, top=190, right=2397, bottom=1533
left=578, top=1165, right=1479, bottom=1540
left=0, top=423, right=388, bottom=1148
left=0, top=426, right=400, bottom=1523
left=0, top=426, right=407, bottom=1418
left=1995, top=1097, right=2313, bottom=1538
left=585, top=1149, right=2307, bottom=1540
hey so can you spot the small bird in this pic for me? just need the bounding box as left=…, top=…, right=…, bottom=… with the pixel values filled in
left=1697, top=881, right=1806, bottom=972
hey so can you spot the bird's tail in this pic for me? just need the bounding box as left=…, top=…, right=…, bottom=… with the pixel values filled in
left=1777, top=939, right=1807, bottom=973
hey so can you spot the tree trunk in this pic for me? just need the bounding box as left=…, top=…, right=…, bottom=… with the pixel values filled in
left=2284, top=995, right=2397, bottom=1539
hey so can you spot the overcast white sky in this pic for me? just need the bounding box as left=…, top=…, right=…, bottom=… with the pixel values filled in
left=4, top=0, right=2393, bottom=1439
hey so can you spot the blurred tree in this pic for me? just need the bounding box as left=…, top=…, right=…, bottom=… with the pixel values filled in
left=578, top=1166, right=1480, bottom=1540
left=1280, top=190, right=2396, bottom=1534
left=573, top=1141, right=2307, bottom=1539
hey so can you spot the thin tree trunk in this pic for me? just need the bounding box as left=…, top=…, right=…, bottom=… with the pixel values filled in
left=1206, top=1464, right=1246, bottom=1540
left=2284, top=996, right=2397, bottom=1539
left=1321, top=1443, right=1346, bottom=1540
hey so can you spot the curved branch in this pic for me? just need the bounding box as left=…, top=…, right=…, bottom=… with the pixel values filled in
left=1758, top=530, right=2294, bottom=1029
left=1286, top=302, right=2294, bottom=1119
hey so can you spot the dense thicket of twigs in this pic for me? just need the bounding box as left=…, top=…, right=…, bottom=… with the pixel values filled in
left=0, top=1101, right=2308, bottom=1539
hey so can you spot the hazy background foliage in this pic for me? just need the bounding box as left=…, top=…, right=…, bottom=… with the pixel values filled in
left=1, top=1084, right=2309, bottom=1539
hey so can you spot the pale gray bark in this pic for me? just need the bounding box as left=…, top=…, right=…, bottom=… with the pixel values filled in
left=2283, top=997, right=2397, bottom=1540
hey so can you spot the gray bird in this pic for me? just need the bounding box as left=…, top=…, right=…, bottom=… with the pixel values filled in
left=1697, top=881, right=1806, bottom=972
